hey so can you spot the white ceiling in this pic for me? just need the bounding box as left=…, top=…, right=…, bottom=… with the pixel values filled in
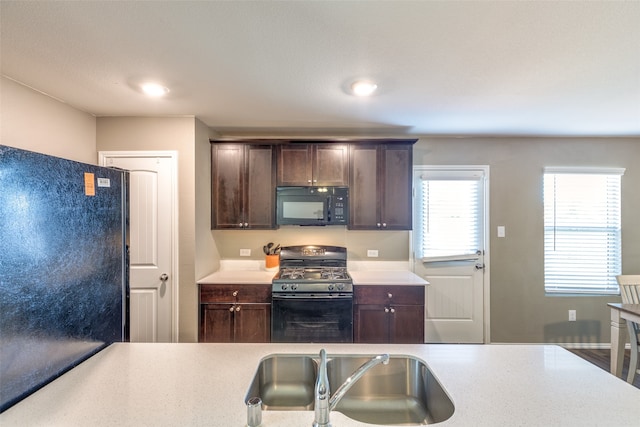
left=2, top=1, right=639, bottom=137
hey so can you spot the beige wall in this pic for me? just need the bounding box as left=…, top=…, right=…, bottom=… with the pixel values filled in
left=415, top=137, right=640, bottom=344
left=1, top=77, right=96, bottom=162
left=96, top=117, right=202, bottom=342
left=212, top=228, right=409, bottom=261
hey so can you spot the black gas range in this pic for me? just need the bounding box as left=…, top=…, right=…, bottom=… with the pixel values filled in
left=271, top=245, right=353, bottom=343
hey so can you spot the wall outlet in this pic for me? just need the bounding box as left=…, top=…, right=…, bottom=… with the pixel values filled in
left=239, top=249, right=251, bottom=257
left=367, top=249, right=379, bottom=257
left=497, top=226, right=506, bottom=238
left=568, top=309, right=576, bottom=321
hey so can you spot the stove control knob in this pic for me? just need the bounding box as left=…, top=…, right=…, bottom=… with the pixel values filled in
left=291, top=284, right=298, bottom=291
left=328, top=284, right=335, bottom=291
left=281, top=284, right=289, bottom=291
left=337, top=283, right=345, bottom=291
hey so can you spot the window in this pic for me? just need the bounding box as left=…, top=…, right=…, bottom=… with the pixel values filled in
left=415, top=168, right=485, bottom=260
left=543, top=167, right=624, bottom=295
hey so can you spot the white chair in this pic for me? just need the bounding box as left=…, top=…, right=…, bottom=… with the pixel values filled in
left=616, top=275, right=640, bottom=384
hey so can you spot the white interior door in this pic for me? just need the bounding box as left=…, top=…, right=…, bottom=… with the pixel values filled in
left=413, top=166, right=489, bottom=343
left=99, top=152, right=177, bottom=342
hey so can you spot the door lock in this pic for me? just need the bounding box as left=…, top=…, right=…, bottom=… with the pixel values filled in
left=160, top=273, right=169, bottom=281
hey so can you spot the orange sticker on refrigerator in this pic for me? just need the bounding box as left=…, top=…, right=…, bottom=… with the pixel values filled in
left=84, top=172, right=95, bottom=196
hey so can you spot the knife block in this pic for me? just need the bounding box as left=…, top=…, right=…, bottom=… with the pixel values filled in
left=265, top=254, right=279, bottom=269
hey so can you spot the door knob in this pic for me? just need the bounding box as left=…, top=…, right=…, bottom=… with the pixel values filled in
left=475, top=263, right=485, bottom=270
left=160, top=273, right=169, bottom=281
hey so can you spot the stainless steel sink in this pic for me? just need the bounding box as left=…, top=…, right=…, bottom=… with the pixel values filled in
left=244, top=354, right=317, bottom=410
left=245, top=353, right=454, bottom=425
left=327, top=355, right=454, bottom=425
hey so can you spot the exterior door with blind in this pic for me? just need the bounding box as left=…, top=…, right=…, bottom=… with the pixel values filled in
left=99, top=152, right=177, bottom=342
left=413, top=166, right=489, bottom=343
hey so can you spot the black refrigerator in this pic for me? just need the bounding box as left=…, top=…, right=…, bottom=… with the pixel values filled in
left=0, top=145, right=129, bottom=412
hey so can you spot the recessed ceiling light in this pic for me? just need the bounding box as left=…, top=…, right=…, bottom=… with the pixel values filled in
left=351, top=80, right=378, bottom=97
left=141, top=82, right=169, bottom=97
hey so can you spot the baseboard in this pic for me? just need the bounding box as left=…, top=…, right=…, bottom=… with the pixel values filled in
left=490, top=342, right=631, bottom=350
left=559, top=343, right=612, bottom=350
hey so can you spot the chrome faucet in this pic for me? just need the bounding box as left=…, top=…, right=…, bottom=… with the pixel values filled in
left=313, top=349, right=390, bottom=427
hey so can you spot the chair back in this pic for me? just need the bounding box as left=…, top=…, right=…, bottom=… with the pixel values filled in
left=616, top=275, right=640, bottom=304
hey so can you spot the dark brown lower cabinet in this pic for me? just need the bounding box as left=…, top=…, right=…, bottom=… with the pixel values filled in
left=354, top=285, right=424, bottom=344
left=199, top=284, right=271, bottom=343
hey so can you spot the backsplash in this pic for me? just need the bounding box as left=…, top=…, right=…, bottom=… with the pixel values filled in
left=217, top=259, right=412, bottom=272
left=212, top=227, right=411, bottom=261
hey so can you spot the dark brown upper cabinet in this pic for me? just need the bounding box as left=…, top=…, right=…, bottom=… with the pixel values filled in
left=211, top=143, right=276, bottom=229
left=349, top=142, right=414, bottom=230
left=277, top=144, right=349, bottom=186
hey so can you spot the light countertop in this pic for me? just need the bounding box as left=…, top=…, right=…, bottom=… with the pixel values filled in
left=349, top=270, right=427, bottom=286
left=198, top=270, right=276, bottom=285
left=2, top=343, right=639, bottom=426
left=197, top=263, right=427, bottom=286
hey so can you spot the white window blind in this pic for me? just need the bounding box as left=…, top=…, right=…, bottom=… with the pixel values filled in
left=543, top=167, right=624, bottom=295
left=416, top=170, right=484, bottom=260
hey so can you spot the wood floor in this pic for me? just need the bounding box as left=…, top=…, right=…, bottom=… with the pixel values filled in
left=568, top=348, right=640, bottom=389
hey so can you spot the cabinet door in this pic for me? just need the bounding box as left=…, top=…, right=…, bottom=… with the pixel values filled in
left=277, top=145, right=312, bottom=185
left=211, top=145, right=244, bottom=229
left=200, top=304, right=235, bottom=342
left=234, top=304, right=271, bottom=343
left=348, top=145, right=379, bottom=229
left=313, top=144, right=349, bottom=186
left=380, top=144, right=413, bottom=230
left=354, top=304, right=389, bottom=343
left=245, top=145, right=276, bottom=229
left=390, top=305, right=424, bottom=343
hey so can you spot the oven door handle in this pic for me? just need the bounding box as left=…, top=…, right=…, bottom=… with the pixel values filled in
left=272, top=293, right=353, bottom=300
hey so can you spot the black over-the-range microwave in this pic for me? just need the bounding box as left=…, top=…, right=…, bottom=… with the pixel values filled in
left=276, top=186, right=348, bottom=226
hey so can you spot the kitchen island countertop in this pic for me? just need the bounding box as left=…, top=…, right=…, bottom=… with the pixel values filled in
left=2, top=343, right=639, bottom=426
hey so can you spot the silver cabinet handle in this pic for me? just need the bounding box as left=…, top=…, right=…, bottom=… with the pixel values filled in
left=235, top=306, right=241, bottom=312
left=377, top=223, right=381, bottom=228
left=382, top=223, right=387, bottom=228
left=232, top=290, right=239, bottom=297
left=160, top=273, right=169, bottom=281
left=238, top=223, right=244, bottom=227
left=384, top=307, right=389, bottom=313
left=229, top=306, right=235, bottom=312
left=387, top=293, right=393, bottom=299
left=244, top=222, right=249, bottom=227
left=390, top=308, right=395, bottom=313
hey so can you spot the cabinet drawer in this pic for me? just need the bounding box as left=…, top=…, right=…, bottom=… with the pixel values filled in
left=200, top=284, right=271, bottom=303
left=354, top=285, right=424, bottom=305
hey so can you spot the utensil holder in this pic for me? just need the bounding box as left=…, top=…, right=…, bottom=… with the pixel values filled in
left=265, top=254, right=279, bottom=269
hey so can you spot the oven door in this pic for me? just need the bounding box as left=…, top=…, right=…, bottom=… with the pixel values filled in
left=271, top=294, right=353, bottom=343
